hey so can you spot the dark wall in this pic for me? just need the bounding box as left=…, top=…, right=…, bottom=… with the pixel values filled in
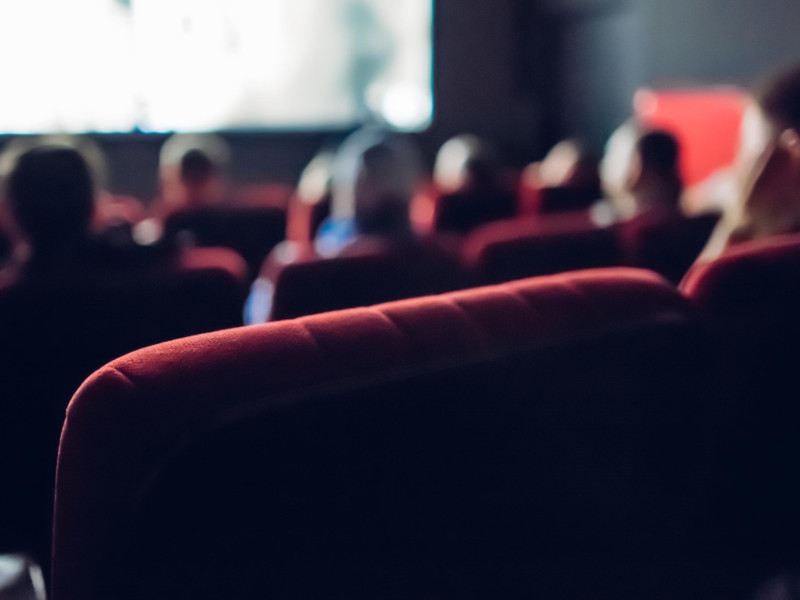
left=647, top=0, right=800, bottom=85
left=542, top=0, right=800, bottom=152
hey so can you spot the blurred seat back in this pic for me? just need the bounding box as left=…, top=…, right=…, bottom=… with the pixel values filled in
left=533, top=185, right=600, bottom=215
left=462, top=214, right=621, bottom=285
left=264, top=237, right=462, bottom=321
left=54, top=268, right=714, bottom=600
left=432, top=188, right=518, bottom=235
left=163, top=206, right=286, bottom=276
left=619, top=212, right=720, bottom=283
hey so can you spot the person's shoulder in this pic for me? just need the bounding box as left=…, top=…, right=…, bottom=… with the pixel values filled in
left=0, top=262, right=21, bottom=291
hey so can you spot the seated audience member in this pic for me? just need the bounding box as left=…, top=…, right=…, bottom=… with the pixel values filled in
left=159, top=133, right=232, bottom=212
left=245, top=128, right=456, bottom=323
left=595, top=122, right=684, bottom=225
left=624, top=129, right=684, bottom=220
left=431, top=134, right=517, bottom=234
left=315, top=127, right=423, bottom=255
left=0, top=144, right=99, bottom=276
left=135, top=134, right=232, bottom=244
left=701, top=64, right=800, bottom=259
left=1, top=135, right=145, bottom=246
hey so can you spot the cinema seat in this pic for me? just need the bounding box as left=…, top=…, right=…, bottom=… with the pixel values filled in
left=432, top=188, right=518, bottom=235
left=618, top=212, right=720, bottom=283
left=520, top=184, right=601, bottom=215
left=681, top=234, right=800, bottom=594
left=163, top=205, right=287, bottom=277
left=53, top=268, right=715, bottom=600
left=0, top=246, right=247, bottom=573
left=462, top=214, right=621, bottom=285
left=259, top=237, right=462, bottom=321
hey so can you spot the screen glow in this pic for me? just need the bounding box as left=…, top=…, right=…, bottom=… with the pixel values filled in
left=0, top=0, right=432, bottom=133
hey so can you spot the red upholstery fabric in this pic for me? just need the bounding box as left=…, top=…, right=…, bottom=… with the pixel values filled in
left=618, top=211, right=720, bottom=283
left=462, top=213, right=621, bottom=285
left=53, top=267, right=697, bottom=600
left=263, top=237, right=463, bottom=321
left=0, top=246, right=246, bottom=569
left=681, top=233, right=800, bottom=324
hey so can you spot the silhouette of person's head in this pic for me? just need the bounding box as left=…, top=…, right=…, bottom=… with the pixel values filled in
left=331, top=127, right=421, bottom=239
left=629, top=129, right=683, bottom=210
left=158, top=134, right=231, bottom=212
left=601, top=122, right=683, bottom=218
left=4, top=144, right=95, bottom=258
left=636, top=131, right=680, bottom=178
left=434, top=134, right=500, bottom=193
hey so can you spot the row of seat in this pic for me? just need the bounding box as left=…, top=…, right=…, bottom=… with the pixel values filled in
left=51, top=232, right=800, bottom=600
left=0, top=207, right=719, bottom=569
left=159, top=182, right=714, bottom=286
left=261, top=211, right=718, bottom=321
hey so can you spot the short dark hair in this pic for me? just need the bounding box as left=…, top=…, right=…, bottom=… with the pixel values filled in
left=756, top=64, right=800, bottom=131
left=179, top=148, right=216, bottom=185
left=636, top=130, right=680, bottom=174
left=6, top=145, right=95, bottom=245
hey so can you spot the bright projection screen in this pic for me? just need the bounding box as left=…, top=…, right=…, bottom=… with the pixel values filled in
left=0, top=0, right=433, bottom=134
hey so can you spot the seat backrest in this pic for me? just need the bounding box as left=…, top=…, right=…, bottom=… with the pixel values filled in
left=432, top=188, right=518, bottom=235
left=53, top=268, right=715, bottom=600
left=462, top=214, right=622, bottom=285
left=681, top=234, right=800, bottom=590
left=0, top=247, right=246, bottom=568
left=537, top=185, right=600, bottom=214
left=264, top=238, right=463, bottom=321
left=163, top=206, right=286, bottom=276
left=618, top=212, right=720, bottom=283
left=682, top=233, right=800, bottom=349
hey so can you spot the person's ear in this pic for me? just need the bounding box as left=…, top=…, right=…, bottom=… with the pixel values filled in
left=779, top=128, right=800, bottom=160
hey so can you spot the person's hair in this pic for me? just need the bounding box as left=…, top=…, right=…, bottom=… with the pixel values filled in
left=179, top=148, right=216, bottom=185
left=636, top=130, right=681, bottom=175
left=755, top=64, right=800, bottom=132
left=5, top=145, right=95, bottom=247
left=331, top=128, right=421, bottom=237
left=159, top=133, right=231, bottom=184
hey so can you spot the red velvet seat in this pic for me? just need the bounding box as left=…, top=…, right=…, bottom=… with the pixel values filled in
left=163, top=206, right=286, bottom=277
left=461, top=213, right=621, bottom=285
left=681, top=234, right=800, bottom=592
left=0, top=246, right=247, bottom=571
left=618, top=212, right=720, bottom=283
left=53, top=268, right=715, bottom=600
left=261, top=237, right=463, bottom=321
